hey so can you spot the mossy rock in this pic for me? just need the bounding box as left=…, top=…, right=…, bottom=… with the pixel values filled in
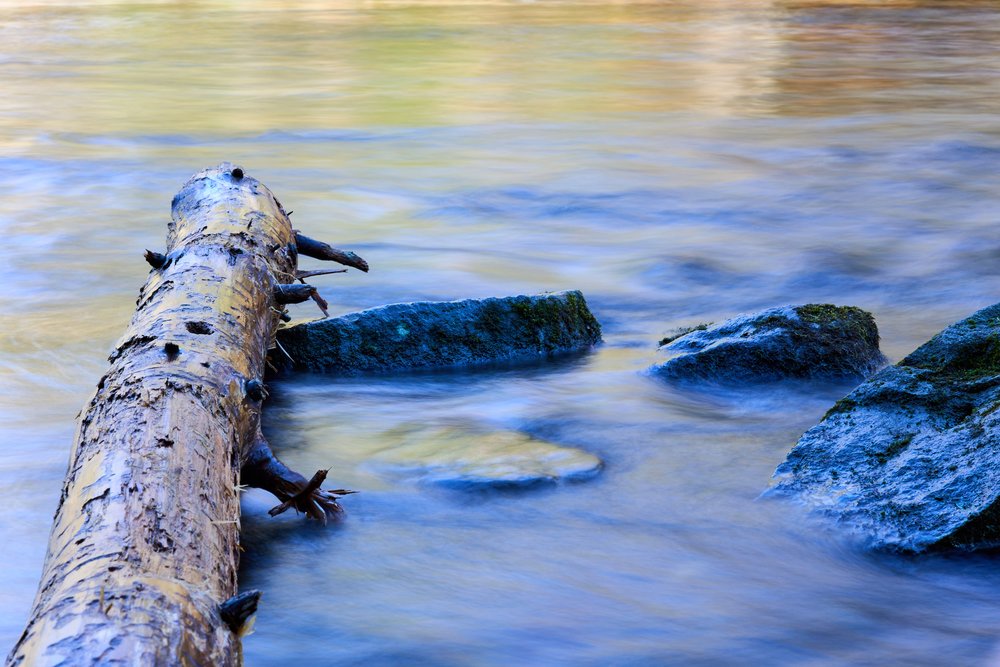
left=650, top=304, right=886, bottom=384
left=767, top=302, right=1000, bottom=552
left=275, top=290, right=602, bottom=374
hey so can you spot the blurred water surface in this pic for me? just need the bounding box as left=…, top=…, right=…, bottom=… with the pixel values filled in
left=2, top=1, right=1000, bottom=664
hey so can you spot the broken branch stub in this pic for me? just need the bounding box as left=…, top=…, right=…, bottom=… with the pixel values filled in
left=219, top=590, right=262, bottom=635
left=294, top=231, right=369, bottom=272
left=274, top=282, right=316, bottom=304
left=9, top=163, right=353, bottom=666
left=144, top=249, right=167, bottom=269
left=296, top=268, right=348, bottom=279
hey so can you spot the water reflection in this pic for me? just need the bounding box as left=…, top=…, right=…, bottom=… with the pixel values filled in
left=2, top=0, right=1000, bottom=664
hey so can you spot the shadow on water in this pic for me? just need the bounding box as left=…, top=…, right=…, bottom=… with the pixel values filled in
left=268, top=344, right=595, bottom=390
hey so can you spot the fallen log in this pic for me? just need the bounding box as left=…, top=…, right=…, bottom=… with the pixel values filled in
left=8, top=164, right=360, bottom=666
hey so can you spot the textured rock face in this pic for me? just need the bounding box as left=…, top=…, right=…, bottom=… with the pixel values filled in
left=651, top=304, right=886, bottom=383
left=767, top=302, right=1000, bottom=552
left=368, top=423, right=603, bottom=488
left=275, top=290, right=601, bottom=373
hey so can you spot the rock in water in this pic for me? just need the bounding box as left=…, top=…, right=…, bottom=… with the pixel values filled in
left=651, top=304, right=885, bottom=383
left=767, top=302, right=1000, bottom=552
left=369, top=424, right=603, bottom=488
left=275, top=290, right=601, bottom=373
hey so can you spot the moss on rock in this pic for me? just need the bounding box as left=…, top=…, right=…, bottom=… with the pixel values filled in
left=767, top=301, right=1000, bottom=552
left=650, top=304, right=886, bottom=384
left=658, top=323, right=711, bottom=347
left=274, top=290, right=602, bottom=374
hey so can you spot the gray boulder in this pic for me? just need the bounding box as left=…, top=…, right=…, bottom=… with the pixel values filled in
left=275, top=290, right=601, bottom=373
left=651, top=304, right=886, bottom=383
left=767, top=302, right=1000, bottom=552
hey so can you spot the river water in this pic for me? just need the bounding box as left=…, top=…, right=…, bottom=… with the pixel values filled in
left=2, top=1, right=1000, bottom=664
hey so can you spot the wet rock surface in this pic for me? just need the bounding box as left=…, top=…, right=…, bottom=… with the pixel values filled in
left=651, top=304, right=886, bottom=383
left=276, top=290, right=601, bottom=373
left=368, top=423, right=603, bottom=488
left=767, top=302, right=1000, bottom=552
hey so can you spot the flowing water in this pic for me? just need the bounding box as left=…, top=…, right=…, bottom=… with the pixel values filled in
left=2, top=1, right=1000, bottom=664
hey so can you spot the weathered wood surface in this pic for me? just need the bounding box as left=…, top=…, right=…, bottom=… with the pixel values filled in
left=8, top=164, right=355, bottom=666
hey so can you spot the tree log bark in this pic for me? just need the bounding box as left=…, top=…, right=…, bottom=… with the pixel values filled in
left=8, top=164, right=353, bottom=666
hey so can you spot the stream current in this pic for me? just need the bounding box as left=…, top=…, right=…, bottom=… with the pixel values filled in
left=2, top=1, right=1000, bottom=664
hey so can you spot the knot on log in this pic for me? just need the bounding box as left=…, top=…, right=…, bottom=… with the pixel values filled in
left=245, top=379, right=268, bottom=402
left=219, top=590, right=261, bottom=635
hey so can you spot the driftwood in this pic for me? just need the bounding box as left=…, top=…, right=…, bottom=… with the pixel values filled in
left=8, top=164, right=362, bottom=666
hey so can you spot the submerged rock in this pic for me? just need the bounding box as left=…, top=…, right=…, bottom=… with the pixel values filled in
left=767, top=302, right=1000, bottom=552
left=651, top=304, right=886, bottom=383
left=368, top=424, right=603, bottom=488
left=275, top=290, right=601, bottom=373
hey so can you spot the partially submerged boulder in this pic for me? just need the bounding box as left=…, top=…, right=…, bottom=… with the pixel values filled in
left=368, top=423, right=603, bottom=488
left=767, top=302, right=1000, bottom=552
left=275, top=290, right=601, bottom=373
left=651, top=304, right=885, bottom=383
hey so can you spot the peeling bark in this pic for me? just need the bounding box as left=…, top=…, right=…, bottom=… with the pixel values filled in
left=8, top=164, right=351, bottom=666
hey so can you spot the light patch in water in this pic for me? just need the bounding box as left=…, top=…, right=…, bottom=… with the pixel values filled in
left=368, top=422, right=602, bottom=487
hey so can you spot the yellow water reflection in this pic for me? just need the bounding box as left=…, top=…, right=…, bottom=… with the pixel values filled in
left=1, top=1, right=787, bottom=143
